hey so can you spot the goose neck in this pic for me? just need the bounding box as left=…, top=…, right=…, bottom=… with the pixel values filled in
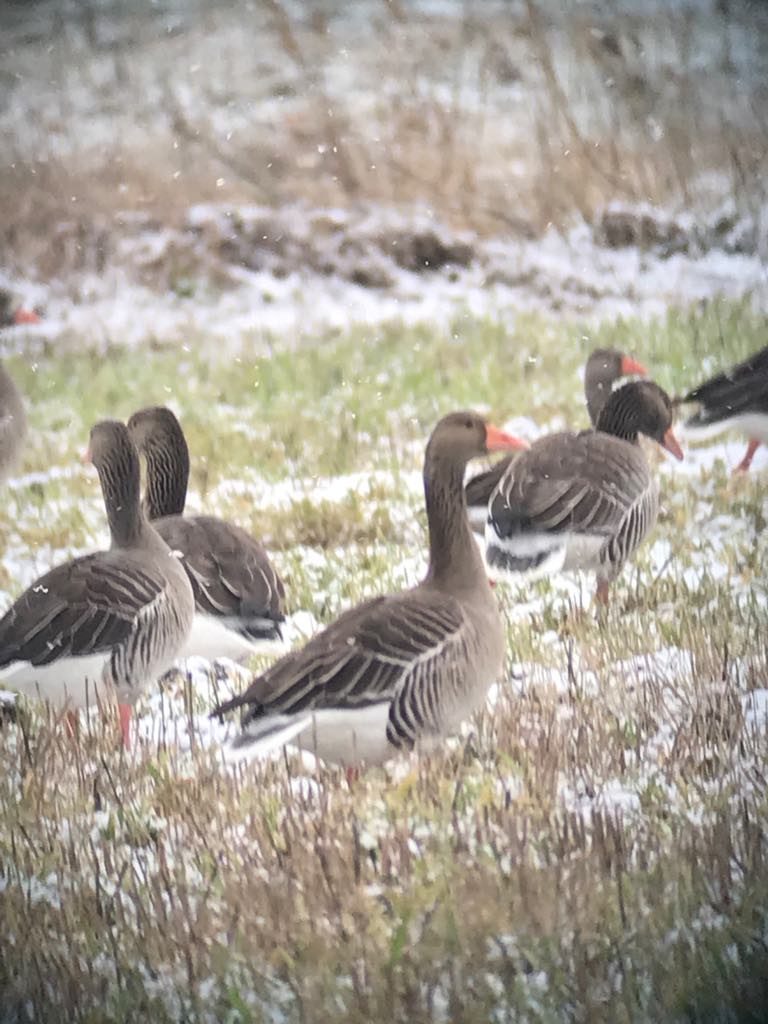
left=424, top=454, right=486, bottom=592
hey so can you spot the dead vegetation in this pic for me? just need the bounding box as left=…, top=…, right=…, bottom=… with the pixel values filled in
left=1, top=615, right=767, bottom=1021
left=2, top=0, right=768, bottom=279
left=0, top=301, right=767, bottom=1019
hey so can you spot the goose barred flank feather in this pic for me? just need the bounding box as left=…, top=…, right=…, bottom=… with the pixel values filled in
left=219, top=592, right=479, bottom=752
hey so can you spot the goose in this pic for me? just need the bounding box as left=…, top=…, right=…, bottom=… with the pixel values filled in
left=211, top=411, right=528, bottom=766
left=0, top=421, right=195, bottom=746
left=127, top=406, right=286, bottom=662
left=679, top=345, right=768, bottom=474
left=465, top=347, right=647, bottom=530
left=484, top=380, right=683, bottom=605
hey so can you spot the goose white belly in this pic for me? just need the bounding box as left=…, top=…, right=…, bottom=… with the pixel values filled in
left=485, top=523, right=606, bottom=582
left=0, top=652, right=113, bottom=710
left=227, top=702, right=394, bottom=767
left=683, top=411, right=768, bottom=443
left=178, top=612, right=285, bottom=663
left=294, top=704, right=393, bottom=765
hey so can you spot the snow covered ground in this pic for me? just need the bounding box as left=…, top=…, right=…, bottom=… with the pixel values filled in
left=1, top=1, right=768, bottom=1019
left=2, top=198, right=767, bottom=356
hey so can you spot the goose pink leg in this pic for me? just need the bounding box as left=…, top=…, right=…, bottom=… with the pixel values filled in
left=119, top=703, right=132, bottom=749
left=733, top=439, right=760, bottom=475
left=595, top=580, right=610, bottom=606
left=65, top=709, right=79, bottom=741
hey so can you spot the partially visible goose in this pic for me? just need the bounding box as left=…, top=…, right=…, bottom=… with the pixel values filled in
left=0, top=289, right=40, bottom=328
left=0, top=421, right=194, bottom=746
left=0, top=296, right=39, bottom=486
left=212, top=412, right=528, bottom=766
left=465, top=347, right=648, bottom=530
left=485, top=381, right=683, bottom=605
left=679, top=345, right=768, bottom=474
left=127, top=406, right=286, bottom=662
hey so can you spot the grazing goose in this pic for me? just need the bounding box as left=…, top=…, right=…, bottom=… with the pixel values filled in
left=485, top=381, right=683, bottom=605
left=465, top=347, right=647, bottom=530
left=212, top=412, right=528, bottom=766
left=0, top=421, right=195, bottom=746
left=679, top=345, right=768, bottom=474
left=127, top=406, right=286, bottom=662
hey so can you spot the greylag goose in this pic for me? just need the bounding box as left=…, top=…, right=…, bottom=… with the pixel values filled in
left=484, top=380, right=683, bottom=605
left=127, top=406, right=286, bottom=662
left=465, top=347, right=647, bottom=530
left=0, top=421, right=194, bottom=746
left=211, top=412, right=528, bottom=766
left=679, top=345, right=768, bottom=474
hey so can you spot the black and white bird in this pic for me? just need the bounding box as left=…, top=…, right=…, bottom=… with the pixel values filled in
left=679, top=345, right=768, bottom=474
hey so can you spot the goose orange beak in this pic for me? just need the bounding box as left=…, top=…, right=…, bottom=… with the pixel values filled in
left=662, top=428, right=684, bottom=461
left=485, top=425, right=530, bottom=453
left=80, top=445, right=92, bottom=465
left=12, top=307, right=40, bottom=325
left=620, top=354, right=648, bottom=377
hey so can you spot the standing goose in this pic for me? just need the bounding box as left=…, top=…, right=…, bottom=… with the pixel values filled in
left=465, top=347, right=647, bottom=529
left=679, top=345, right=768, bottom=474
left=127, top=406, right=286, bottom=662
left=0, top=421, right=194, bottom=746
left=485, top=381, right=683, bottom=605
left=212, top=412, right=527, bottom=766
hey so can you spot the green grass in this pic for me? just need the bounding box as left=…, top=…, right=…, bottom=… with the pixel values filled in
left=1, top=300, right=768, bottom=1022
left=10, top=297, right=764, bottom=487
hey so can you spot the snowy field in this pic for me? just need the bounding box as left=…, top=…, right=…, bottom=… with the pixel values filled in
left=2, top=1, right=768, bottom=1021
left=1, top=303, right=767, bottom=1022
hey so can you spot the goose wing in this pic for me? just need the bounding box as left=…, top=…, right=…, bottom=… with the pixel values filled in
left=489, top=431, right=649, bottom=540
left=464, top=454, right=517, bottom=509
left=0, top=552, right=168, bottom=667
left=213, top=588, right=467, bottom=725
left=155, top=515, right=285, bottom=629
